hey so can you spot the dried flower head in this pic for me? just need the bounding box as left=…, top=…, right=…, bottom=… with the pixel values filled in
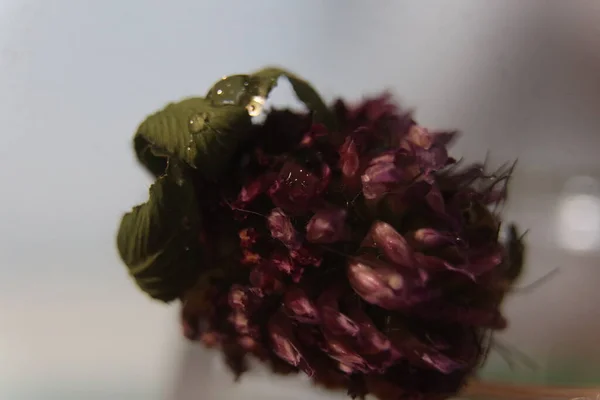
left=117, top=67, right=525, bottom=400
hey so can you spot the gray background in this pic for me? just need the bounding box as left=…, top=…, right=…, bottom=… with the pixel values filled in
left=1, top=1, right=599, bottom=399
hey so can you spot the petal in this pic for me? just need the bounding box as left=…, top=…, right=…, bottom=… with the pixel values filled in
left=347, top=257, right=404, bottom=309
left=418, top=146, right=449, bottom=171
left=405, top=125, right=433, bottom=149
left=361, top=155, right=401, bottom=200
left=367, top=221, right=414, bottom=267
left=386, top=325, right=468, bottom=374
left=411, top=228, right=456, bottom=249
left=267, top=208, right=300, bottom=249
left=360, top=151, right=418, bottom=201
left=268, top=311, right=315, bottom=375
left=344, top=307, right=397, bottom=360
left=283, top=287, right=319, bottom=323
left=317, top=288, right=360, bottom=337
left=347, top=255, right=437, bottom=310
left=324, top=335, right=370, bottom=374
left=339, top=137, right=360, bottom=178
left=306, top=208, right=347, bottom=244
left=415, top=244, right=503, bottom=281
left=425, top=185, right=446, bottom=213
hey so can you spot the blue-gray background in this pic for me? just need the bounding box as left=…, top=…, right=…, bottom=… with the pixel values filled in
left=1, top=1, right=599, bottom=399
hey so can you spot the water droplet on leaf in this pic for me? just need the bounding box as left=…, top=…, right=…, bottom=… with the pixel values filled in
left=188, top=112, right=208, bottom=134
left=208, top=74, right=253, bottom=106
left=246, top=96, right=265, bottom=117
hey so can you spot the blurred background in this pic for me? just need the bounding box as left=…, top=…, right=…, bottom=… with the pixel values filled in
left=1, top=0, right=599, bottom=399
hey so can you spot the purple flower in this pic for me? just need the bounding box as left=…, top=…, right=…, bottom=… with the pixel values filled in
left=306, top=208, right=347, bottom=244
left=161, top=88, right=523, bottom=400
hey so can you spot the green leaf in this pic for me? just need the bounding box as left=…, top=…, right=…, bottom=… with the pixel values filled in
left=134, top=97, right=252, bottom=179
left=116, top=161, right=203, bottom=302
left=134, top=67, right=334, bottom=179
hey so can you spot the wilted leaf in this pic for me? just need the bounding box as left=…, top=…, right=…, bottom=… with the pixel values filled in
left=116, top=161, right=203, bottom=302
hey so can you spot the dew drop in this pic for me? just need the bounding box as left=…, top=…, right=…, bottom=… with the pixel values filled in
left=188, top=112, right=208, bottom=134
left=208, top=74, right=252, bottom=106
left=246, top=96, right=266, bottom=117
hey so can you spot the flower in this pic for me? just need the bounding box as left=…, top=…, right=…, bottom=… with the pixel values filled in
left=124, top=79, right=524, bottom=400
left=178, top=96, right=523, bottom=399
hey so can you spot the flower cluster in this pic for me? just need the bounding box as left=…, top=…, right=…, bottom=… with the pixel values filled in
left=179, top=95, right=521, bottom=400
